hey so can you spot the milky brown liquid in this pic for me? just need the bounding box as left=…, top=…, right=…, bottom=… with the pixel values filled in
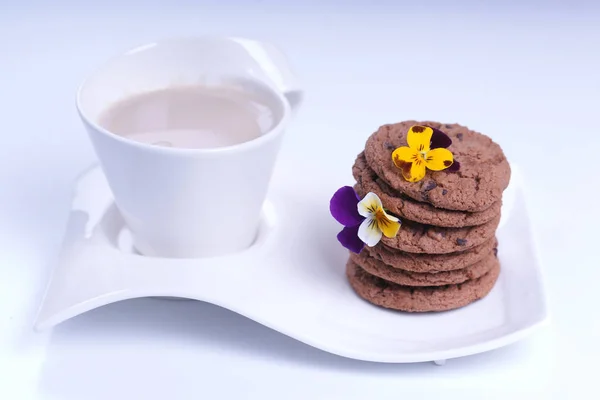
left=98, top=85, right=276, bottom=149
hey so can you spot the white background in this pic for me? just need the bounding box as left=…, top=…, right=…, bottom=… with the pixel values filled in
left=1, top=0, right=599, bottom=398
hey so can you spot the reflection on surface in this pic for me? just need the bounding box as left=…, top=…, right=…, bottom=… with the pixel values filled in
left=37, top=297, right=550, bottom=399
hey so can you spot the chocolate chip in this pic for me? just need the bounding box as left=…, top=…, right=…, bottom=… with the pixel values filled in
left=442, top=189, right=448, bottom=195
left=422, top=180, right=437, bottom=192
left=440, top=231, right=446, bottom=238
left=445, top=124, right=453, bottom=129
left=421, top=180, right=437, bottom=200
left=456, top=238, right=467, bottom=246
left=456, top=133, right=463, bottom=141
left=493, top=248, right=498, bottom=257
left=384, top=142, right=395, bottom=150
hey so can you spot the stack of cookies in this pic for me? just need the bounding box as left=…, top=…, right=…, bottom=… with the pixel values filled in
left=346, top=121, right=511, bottom=312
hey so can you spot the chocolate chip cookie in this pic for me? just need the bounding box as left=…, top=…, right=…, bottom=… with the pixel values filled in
left=380, top=214, right=500, bottom=254
left=364, top=121, right=511, bottom=212
left=351, top=251, right=496, bottom=286
left=365, top=237, right=498, bottom=272
left=347, top=259, right=500, bottom=312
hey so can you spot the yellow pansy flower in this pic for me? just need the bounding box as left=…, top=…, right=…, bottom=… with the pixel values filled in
left=391, top=125, right=455, bottom=183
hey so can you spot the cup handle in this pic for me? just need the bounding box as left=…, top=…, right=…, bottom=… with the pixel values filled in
left=232, top=38, right=304, bottom=115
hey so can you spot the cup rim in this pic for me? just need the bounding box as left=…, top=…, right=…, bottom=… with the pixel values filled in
left=76, top=36, right=292, bottom=155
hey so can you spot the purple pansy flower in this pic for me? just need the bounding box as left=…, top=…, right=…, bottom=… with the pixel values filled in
left=330, top=186, right=401, bottom=253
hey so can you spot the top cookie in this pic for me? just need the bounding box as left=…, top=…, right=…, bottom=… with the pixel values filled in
left=364, top=121, right=511, bottom=212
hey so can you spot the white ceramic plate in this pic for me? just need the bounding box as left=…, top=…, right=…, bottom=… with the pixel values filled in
left=35, top=164, right=548, bottom=364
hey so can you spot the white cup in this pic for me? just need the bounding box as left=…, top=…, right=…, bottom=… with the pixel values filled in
left=77, top=37, right=303, bottom=258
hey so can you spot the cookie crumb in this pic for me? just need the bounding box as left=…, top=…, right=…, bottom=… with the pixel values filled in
left=427, top=229, right=444, bottom=241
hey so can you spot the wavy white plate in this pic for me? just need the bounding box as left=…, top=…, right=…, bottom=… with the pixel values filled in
left=35, top=164, right=548, bottom=364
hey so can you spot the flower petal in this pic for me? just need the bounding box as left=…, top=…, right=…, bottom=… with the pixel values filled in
left=409, top=162, right=427, bottom=182
left=424, top=148, right=454, bottom=171
left=447, top=160, right=461, bottom=172
left=392, top=146, right=419, bottom=181
left=429, top=127, right=453, bottom=149
left=395, top=157, right=427, bottom=183
left=357, top=192, right=383, bottom=218
left=407, top=125, right=433, bottom=152
left=376, top=214, right=401, bottom=238
left=330, top=186, right=363, bottom=227
left=358, top=218, right=383, bottom=247
left=337, top=225, right=365, bottom=254
left=382, top=209, right=400, bottom=223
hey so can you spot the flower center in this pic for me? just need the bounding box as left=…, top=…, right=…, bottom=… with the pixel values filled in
left=374, top=209, right=390, bottom=228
